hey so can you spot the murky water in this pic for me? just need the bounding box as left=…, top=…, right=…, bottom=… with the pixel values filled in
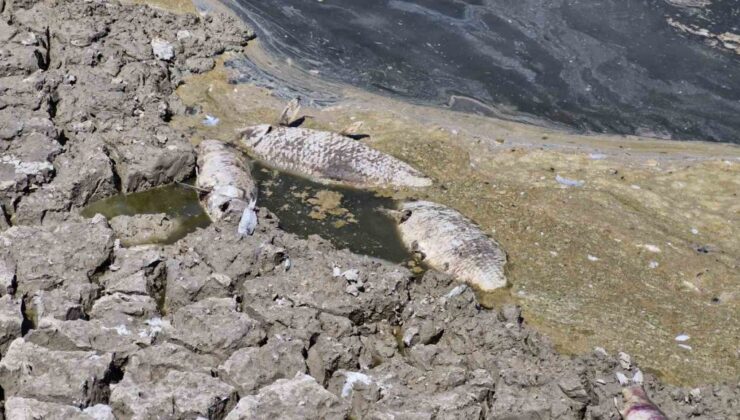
left=81, top=182, right=212, bottom=244
left=252, top=163, right=411, bottom=263
left=221, top=0, right=740, bottom=143
left=82, top=164, right=410, bottom=262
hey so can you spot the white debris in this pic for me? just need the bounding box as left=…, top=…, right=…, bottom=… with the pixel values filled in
left=639, top=244, right=661, bottom=253
left=342, top=269, right=360, bottom=282
left=237, top=204, right=258, bottom=236
left=555, top=175, right=585, bottom=188
left=587, top=255, right=599, bottom=262
left=114, top=324, right=130, bottom=336
left=678, top=344, right=693, bottom=351
left=675, top=334, right=690, bottom=342
left=630, top=184, right=641, bottom=190
left=618, top=352, right=631, bottom=370
left=444, top=284, right=468, bottom=299
left=690, top=227, right=699, bottom=235
left=283, top=257, right=292, bottom=271
left=332, top=266, right=342, bottom=277
left=202, top=115, right=220, bottom=126
left=341, top=371, right=373, bottom=398
left=615, top=372, right=629, bottom=386
left=589, top=153, right=607, bottom=160
left=83, top=404, right=115, bottom=420
left=151, top=37, right=174, bottom=60
left=649, top=261, right=659, bottom=269
left=632, top=369, right=644, bottom=385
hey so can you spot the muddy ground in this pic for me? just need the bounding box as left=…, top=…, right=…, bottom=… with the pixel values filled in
left=0, top=0, right=738, bottom=419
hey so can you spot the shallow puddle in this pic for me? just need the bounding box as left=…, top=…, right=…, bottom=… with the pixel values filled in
left=81, top=181, right=211, bottom=245
left=252, top=162, right=411, bottom=263
left=82, top=164, right=410, bottom=262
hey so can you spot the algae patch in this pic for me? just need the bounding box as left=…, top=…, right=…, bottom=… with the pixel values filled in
left=81, top=182, right=211, bottom=245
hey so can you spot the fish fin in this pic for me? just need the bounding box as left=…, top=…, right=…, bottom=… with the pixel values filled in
left=615, top=372, right=629, bottom=386
left=237, top=207, right=258, bottom=236
left=239, top=124, right=272, bottom=141
left=632, top=369, right=644, bottom=385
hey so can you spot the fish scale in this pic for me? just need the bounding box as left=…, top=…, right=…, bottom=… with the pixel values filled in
left=241, top=125, right=432, bottom=188
left=397, top=201, right=507, bottom=292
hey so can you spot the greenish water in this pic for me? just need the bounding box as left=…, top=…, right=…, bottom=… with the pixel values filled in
left=252, top=163, right=411, bottom=263
left=81, top=181, right=211, bottom=245
left=81, top=165, right=410, bottom=262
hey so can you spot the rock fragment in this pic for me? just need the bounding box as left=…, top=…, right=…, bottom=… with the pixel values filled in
left=224, top=373, right=349, bottom=420
left=0, top=338, right=113, bottom=406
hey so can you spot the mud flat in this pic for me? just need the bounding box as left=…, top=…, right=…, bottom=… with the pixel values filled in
left=0, top=0, right=737, bottom=418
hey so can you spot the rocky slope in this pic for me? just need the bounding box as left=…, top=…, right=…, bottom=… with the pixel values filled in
left=0, top=0, right=737, bottom=419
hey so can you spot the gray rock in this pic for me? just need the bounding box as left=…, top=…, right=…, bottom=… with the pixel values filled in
left=0, top=217, right=113, bottom=296
left=109, top=213, right=177, bottom=246
left=224, top=373, right=349, bottom=420
left=123, top=342, right=220, bottom=380
left=5, top=397, right=115, bottom=420
left=164, top=245, right=233, bottom=312
left=0, top=295, right=22, bottom=354
left=185, top=56, right=215, bottom=73
left=99, top=245, right=165, bottom=297
left=218, top=335, right=307, bottom=394
left=166, top=297, right=266, bottom=360
left=88, top=292, right=159, bottom=325
left=0, top=338, right=113, bottom=406
left=111, top=369, right=237, bottom=420
left=13, top=138, right=117, bottom=225
left=25, top=317, right=154, bottom=367
left=105, top=126, right=195, bottom=193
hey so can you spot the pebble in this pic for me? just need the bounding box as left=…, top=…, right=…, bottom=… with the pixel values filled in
left=151, top=37, right=174, bottom=61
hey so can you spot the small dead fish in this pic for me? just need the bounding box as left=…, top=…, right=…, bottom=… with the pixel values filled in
left=197, top=140, right=258, bottom=235
left=240, top=125, right=432, bottom=188
left=616, top=371, right=668, bottom=420
left=277, top=98, right=302, bottom=127
left=393, top=201, right=507, bottom=292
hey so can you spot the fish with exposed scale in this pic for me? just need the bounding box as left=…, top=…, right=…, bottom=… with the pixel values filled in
left=240, top=125, right=432, bottom=188
left=393, top=201, right=507, bottom=292
left=615, top=370, right=667, bottom=420
left=196, top=140, right=258, bottom=235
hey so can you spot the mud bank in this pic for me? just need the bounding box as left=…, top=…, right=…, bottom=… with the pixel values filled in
left=0, top=0, right=738, bottom=419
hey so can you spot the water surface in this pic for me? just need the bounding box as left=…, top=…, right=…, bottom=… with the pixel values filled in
left=221, top=0, right=740, bottom=142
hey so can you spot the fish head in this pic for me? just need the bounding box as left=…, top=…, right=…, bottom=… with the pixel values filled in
left=622, top=385, right=651, bottom=405
left=239, top=124, right=272, bottom=148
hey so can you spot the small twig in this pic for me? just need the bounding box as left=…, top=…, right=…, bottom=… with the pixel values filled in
left=176, top=181, right=211, bottom=194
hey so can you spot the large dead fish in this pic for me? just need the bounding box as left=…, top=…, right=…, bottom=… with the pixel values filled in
left=196, top=140, right=258, bottom=236
left=615, top=371, right=668, bottom=420
left=239, top=125, right=432, bottom=188
left=394, top=200, right=507, bottom=292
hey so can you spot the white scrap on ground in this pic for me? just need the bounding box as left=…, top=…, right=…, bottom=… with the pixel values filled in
left=555, top=175, right=585, bottom=187
left=340, top=371, right=374, bottom=398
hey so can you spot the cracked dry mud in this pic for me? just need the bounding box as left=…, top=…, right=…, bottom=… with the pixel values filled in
left=0, top=0, right=738, bottom=419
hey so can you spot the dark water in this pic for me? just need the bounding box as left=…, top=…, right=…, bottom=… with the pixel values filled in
left=81, top=182, right=212, bottom=244
left=252, top=163, right=410, bottom=263
left=82, top=168, right=409, bottom=262
left=221, top=0, right=740, bottom=143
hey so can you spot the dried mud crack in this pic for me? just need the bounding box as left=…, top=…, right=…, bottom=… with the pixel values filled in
left=0, top=0, right=737, bottom=419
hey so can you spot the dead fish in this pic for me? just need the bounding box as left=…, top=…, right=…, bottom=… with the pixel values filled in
left=240, top=125, right=432, bottom=188
left=196, top=140, right=258, bottom=235
left=616, top=371, right=668, bottom=420
left=277, top=98, right=302, bottom=127
left=393, top=200, right=507, bottom=292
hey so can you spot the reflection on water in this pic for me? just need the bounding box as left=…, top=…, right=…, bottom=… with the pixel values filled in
left=81, top=181, right=211, bottom=245
left=253, top=162, right=411, bottom=263
left=82, top=164, right=411, bottom=262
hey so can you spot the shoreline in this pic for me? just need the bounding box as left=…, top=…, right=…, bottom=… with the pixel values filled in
left=161, top=0, right=740, bottom=386
left=1, top=0, right=736, bottom=417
